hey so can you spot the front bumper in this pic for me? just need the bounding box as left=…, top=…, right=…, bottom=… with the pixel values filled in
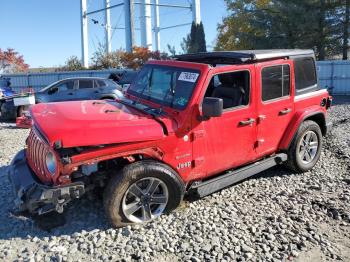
left=8, top=150, right=85, bottom=215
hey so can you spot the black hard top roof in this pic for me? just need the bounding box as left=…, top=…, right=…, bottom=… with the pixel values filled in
left=174, top=49, right=315, bottom=65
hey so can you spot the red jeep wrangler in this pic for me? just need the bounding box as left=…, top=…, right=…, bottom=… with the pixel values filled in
left=9, top=50, right=332, bottom=227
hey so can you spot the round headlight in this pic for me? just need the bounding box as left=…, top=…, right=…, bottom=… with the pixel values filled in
left=45, top=151, right=57, bottom=176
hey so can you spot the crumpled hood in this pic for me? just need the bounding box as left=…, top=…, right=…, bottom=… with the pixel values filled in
left=30, top=100, right=166, bottom=148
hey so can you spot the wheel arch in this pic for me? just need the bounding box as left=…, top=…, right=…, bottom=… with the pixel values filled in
left=279, top=109, right=326, bottom=151
left=63, top=146, right=168, bottom=176
left=99, top=94, right=117, bottom=100
left=304, top=113, right=326, bottom=136
left=109, top=155, right=185, bottom=187
left=16, top=105, right=22, bottom=117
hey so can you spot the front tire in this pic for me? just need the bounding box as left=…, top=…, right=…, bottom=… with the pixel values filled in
left=285, top=120, right=323, bottom=173
left=103, top=160, right=185, bottom=228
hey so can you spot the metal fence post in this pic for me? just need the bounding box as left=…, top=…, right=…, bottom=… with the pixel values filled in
left=330, top=61, right=334, bottom=91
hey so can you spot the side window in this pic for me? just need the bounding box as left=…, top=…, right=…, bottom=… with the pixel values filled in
left=294, top=57, right=317, bottom=91
left=205, top=71, right=250, bottom=110
left=96, top=80, right=106, bottom=87
left=261, top=65, right=290, bottom=102
left=56, top=81, right=74, bottom=92
left=79, top=80, right=94, bottom=89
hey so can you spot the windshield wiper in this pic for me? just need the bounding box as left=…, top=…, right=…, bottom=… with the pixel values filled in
left=133, top=68, right=153, bottom=106
left=119, top=99, right=158, bottom=117
left=157, top=73, right=176, bottom=115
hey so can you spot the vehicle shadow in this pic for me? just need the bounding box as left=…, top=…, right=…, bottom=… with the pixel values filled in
left=0, top=121, right=19, bottom=130
left=0, top=126, right=25, bottom=130
left=186, top=165, right=294, bottom=202
left=0, top=164, right=294, bottom=240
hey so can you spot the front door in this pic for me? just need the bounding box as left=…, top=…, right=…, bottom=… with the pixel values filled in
left=47, top=80, right=77, bottom=102
left=192, top=66, right=257, bottom=178
left=256, top=59, right=294, bottom=157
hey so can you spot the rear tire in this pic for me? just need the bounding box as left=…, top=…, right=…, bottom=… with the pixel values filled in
left=0, top=102, right=3, bottom=120
left=101, top=97, right=115, bottom=101
left=285, top=120, right=323, bottom=173
left=0, top=102, right=16, bottom=120
left=17, top=106, right=24, bottom=117
left=103, top=160, right=185, bottom=228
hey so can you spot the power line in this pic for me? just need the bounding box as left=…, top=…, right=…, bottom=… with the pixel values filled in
left=111, top=11, right=124, bottom=39
left=80, top=0, right=201, bottom=67
left=90, top=17, right=141, bottom=31
left=91, top=18, right=124, bottom=30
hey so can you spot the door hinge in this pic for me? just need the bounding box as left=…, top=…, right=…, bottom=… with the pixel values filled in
left=258, top=115, right=266, bottom=124
left=192, top=130, right=205, bottom=140
left=255, top=139, right=265, bottom=148
left=193, top=157, right=205, bottom=167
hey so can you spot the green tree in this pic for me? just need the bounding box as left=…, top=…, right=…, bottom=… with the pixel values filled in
left=216, top=0, right=345, bottom=60
left=216, top=0, right=268, bottom=51
left=342, top=0, right=350, bottom=59
left=58, top=56, right=85, bottom=71
left=91, top=43, right=123, bottom=70
left=167, top=44, right=177, bottom=56
left=196, top=22, right=207, bottom=52
left=181, top=22, right=207, bottom=53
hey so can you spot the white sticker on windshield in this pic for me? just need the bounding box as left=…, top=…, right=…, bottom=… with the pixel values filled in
left=178, top=72, right=199, bottom=83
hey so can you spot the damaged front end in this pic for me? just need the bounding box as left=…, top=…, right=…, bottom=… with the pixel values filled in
left=8, top=150, right=85, bottom=215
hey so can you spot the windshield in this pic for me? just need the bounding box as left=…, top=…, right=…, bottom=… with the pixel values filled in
left=40, top=80, right=63, bottom=92
left=127, top=65, right=200, bottom=110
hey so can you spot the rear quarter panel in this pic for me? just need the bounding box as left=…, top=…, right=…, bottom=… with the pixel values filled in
left=279, top=89, right=329, bottom=150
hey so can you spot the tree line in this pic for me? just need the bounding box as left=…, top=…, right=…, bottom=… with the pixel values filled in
left=215, top=0, right=350, bottom=60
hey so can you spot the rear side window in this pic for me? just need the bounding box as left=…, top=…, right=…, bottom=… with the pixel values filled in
left=79, top=80, right=94, bottom=89
left=294, top=57, right=317, bottom=91
left=262, top=65, right=290, bottom=101
left=96, top=80, right=106, bottom=87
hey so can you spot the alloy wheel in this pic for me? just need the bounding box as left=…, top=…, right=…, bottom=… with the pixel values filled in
left=122, top=177, right=169, bottom=223
left=298, top=130, right=319, bottom=165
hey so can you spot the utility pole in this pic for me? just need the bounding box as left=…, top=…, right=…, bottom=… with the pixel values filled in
left=192, top=0, right=201, bottom=25
left=80, top=0, right=89, bottom=68
left=140, top=0, right=153, bottom=50
left=104, top=0, right=112, bottom=53
left=81, top=0, right=198, bottom=54
left=124, top=0, right=134, bottom=52
left=153, top=0, right=160, bottom=51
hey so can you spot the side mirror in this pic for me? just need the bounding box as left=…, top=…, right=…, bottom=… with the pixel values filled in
left=48, top=87, right=58, bottom=95
left=201, top=97, right=223, bottom=120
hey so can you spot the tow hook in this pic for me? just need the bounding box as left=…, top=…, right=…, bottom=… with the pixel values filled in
left=31, top=183, right=85, bottom=215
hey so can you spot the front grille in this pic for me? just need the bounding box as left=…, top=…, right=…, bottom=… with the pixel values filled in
left=26, top=128, right=53, bottom=184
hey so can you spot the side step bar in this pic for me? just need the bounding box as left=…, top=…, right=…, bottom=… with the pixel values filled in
left=189, top=153, right=287, bottom=198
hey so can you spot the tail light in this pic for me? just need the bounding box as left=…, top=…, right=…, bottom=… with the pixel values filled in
left=326, top=96, right=332, bottom=110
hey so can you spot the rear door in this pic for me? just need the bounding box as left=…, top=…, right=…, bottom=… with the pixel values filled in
left=77, top=79, right=96, bottom=100
left=256, top=59, right=294, bottom=157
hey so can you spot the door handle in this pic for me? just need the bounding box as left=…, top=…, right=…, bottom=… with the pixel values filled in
left=94, top=91, right=99, bottom=93
left=239, top=118, right=256, bottom=126
left=68, top=92, right=74, bottom=95
left=279, top=108, right=292, bottom=115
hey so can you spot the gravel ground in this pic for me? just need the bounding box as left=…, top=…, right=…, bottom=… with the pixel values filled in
left=0, top=103, right=349, bottom=262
